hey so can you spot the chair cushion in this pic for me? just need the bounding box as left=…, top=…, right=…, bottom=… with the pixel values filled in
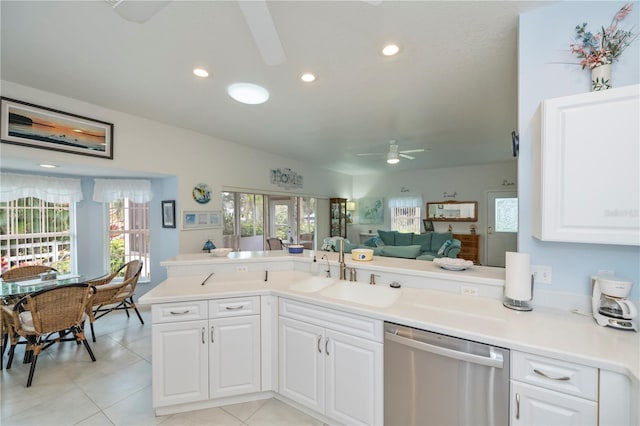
left=381, top=245, right=422, bottom=259
left=19, top=311, right=88, bottom=333
left=377, top=230, right=396, bottom=246
left=395, top=232, right=414, bottom=246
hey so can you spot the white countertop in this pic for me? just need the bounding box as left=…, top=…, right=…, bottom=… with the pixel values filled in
left=144, top=251, right=639, bottom=382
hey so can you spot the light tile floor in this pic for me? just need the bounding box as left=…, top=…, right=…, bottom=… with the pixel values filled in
left=1, top=307, right=323, bottom=426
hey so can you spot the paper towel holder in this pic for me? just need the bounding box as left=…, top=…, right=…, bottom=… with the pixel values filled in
left=503, top=274, right=534, bottom=311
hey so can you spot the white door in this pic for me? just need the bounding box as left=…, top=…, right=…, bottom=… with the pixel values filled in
left=209, top=316, right=261, bottom=399
left=325, top=329, right=383, bottom=426
left=511, top=381, right=597, bottom=425
left=278, top=317, right=325, bottom=413
left=486, top=191, right=518, bottom=267
left=152, top=321, right=209, bottom=407
left=269, top=196, right=297, bottom=243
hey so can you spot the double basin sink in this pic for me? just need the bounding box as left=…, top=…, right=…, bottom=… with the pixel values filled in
left=289, top=276, right=400, bottom=308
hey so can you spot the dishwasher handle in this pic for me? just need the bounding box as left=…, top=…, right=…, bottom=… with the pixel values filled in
left=385, top=331, right=504, bottom=369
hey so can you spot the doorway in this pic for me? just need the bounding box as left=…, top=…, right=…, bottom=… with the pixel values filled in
left=485, top=191, right=517, bottom=267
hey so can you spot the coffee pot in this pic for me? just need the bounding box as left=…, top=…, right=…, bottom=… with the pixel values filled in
left=591, top=276, right=638, bottom=331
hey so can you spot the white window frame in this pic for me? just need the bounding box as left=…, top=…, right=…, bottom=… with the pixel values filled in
left=105, top=198, right=150, bottom=281
left=390, top=206, right=422, bottom=234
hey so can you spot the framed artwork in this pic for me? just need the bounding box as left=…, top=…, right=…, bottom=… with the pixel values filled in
left=358, top=198, right=384, bottom=224
left=423, top=219, right=435, bottom=232
left=182, top=210, right=222, bottom=230
left=0, top=97, right=114, bottom=159
left=162, top=200, right=176, bottom=228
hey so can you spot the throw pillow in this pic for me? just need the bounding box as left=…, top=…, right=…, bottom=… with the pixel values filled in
left=412, top=233, right=432, bottom=253
left=395, top=232, right=414, bottom=246
left=377, top=230, right=396, bottom=246
left=430, top=232, right=453, bottom=252
left=362, top=238, right=377, bottom=248
left=381, top=245, right=422, bottom=259
left=437, top=239, right=453, bottom=255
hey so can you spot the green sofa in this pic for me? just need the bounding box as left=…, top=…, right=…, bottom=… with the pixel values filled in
left=342, top=230, right=461, bottom=261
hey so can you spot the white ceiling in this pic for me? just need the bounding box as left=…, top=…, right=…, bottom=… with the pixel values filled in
left=0, top=0, right=544, bottom=176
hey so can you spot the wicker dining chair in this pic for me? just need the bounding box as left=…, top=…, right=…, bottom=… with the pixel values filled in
left=1, top=265, right=57, bottom=282
left=4, top=283, right=96, bottom=387
left=266, top=238, right=283, bottom=250
left=85, top=260, right=144, bottom=342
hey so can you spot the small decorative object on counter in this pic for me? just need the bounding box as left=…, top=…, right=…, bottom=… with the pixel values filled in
left=569, top=3, right=637, bottom=91
left=470, top=224, right=477, bottom=234
left=448, top=224, right=453, bottom=232
left=202, top=239, right=216, bottom=252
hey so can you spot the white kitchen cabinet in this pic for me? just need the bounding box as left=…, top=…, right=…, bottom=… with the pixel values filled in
left=511, top=351, right=597, bottom=425
left=152, top=297, right=261, bottom=410
left=278, top=298, right=383, bottom=425
left=533, top=84, right=640, bottom=246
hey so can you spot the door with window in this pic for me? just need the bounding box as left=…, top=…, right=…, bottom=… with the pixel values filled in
left=269, top=196, right=297, bottom=244
left=222, top=192, right=264, bottom=252
left=486, top=191, right=518, bottom=267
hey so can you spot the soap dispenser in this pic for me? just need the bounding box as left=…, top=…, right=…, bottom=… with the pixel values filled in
left=203, top=239, right=216, bottom=252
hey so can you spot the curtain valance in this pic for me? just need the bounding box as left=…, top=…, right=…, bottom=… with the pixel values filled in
left=93, top=179, right=153, bottom=203
left=0, top=173, right=84, bottom=204
left=388, top=196, right=424, bottom=209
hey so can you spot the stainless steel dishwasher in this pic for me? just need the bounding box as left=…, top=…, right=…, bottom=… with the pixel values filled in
left=384, top=322, right=509, bottom=426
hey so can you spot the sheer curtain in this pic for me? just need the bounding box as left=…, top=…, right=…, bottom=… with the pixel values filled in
left=92, top=179, right=153, bottom=203
left=0, top=172, right=84, bottom=203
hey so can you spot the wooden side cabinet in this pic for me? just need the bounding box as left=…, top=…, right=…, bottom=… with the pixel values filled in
left=453, top=233, right=480, bottom=264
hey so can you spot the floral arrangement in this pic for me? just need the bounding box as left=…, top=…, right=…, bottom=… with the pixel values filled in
left=570, top=3, right=637, bottom=70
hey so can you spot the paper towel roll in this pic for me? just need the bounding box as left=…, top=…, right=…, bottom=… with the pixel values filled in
left=505, top=252, right=532, bottom=301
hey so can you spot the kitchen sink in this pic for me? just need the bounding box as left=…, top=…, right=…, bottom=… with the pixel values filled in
left=319, top=282, right=400, bottom=308
left=289, top=276, right=336, bottom=293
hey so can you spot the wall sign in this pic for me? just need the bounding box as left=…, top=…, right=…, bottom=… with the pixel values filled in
left=270, top=168, right=303, bottom=189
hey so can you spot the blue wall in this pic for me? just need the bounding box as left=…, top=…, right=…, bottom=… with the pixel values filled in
left=519, top=2, right=640, bottom=300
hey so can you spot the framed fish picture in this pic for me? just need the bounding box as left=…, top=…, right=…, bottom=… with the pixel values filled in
left=0, top=97, right=114, bottom=159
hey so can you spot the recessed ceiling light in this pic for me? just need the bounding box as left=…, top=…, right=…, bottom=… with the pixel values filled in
left=227, top=83, right=269, bottom=105
left=300, top=73, right=316, bottom=83
left=193, top=68, right=209, bottom=78
left=382, top=44, right=400, bottom=56
left=39, top=164, right=57, bottom=168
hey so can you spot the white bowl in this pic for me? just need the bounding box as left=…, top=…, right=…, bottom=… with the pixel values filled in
left=433, top=257, right=473, bottom=271
left=352, top=248, right=374, bottom=261
left=210, top=248, right=232, bottom=257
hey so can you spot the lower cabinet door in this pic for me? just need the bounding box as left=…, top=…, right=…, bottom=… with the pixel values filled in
left=152, top=320, right=209, bottom=407
left=511, top=381, right=597, bottom=425
left=279, top=317, right=325, bottom=413
left=209, top=315, right=261, bottom=399
left=325, top=329, right=383, bottom=426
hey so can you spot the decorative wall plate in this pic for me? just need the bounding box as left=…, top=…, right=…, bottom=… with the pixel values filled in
left=192, top=183, right=211, bottom=204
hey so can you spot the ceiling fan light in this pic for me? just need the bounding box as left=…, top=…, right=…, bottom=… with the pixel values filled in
left=300, top=73, right=316, bottom=83
left=382, top=44, right=400, bottom=56
left=193, top=68, right=209, bottom=78
left=387, top=151, right=400, bottom=164
left=227, top=83, right=269, bottom=105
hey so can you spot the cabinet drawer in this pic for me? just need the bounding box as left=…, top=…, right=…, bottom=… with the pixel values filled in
left=152, top=300, right=207, bottom=324
left=512, top=351, right=598, bottom=401
left=209, top=296, right=260, bottom=318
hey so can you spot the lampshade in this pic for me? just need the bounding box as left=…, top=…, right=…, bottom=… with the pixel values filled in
left=387, top=151, right=399, bottom=164
left=346, top=201, right=356, bottom=211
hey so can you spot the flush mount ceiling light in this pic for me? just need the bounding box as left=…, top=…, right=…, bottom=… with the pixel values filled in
left=382, top=43, right=400, bottom=56
left=39, top=164, right=57, bottom=168
left=300, top=72, right=316, bottom=83
left=193, top=68, right=209, bottom=78
left=387, top=151, right=400, bottom=164
left=227, top=83, right=269, bottom=104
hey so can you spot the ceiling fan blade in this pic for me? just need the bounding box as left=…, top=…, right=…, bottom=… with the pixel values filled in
left=356, top=153, right=385, bottom=157
left=238, top=0, right=287, bottom=66
left=106, top=0, right=171, bottom=23
left=399, top=153, right=415, bottom=160
left=399, top=149, right=425, bottom=154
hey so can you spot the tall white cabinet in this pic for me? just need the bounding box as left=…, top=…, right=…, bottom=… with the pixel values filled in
left=278, top=298, right=383, bottom=426
left=533, top=84, right=639, bottom=245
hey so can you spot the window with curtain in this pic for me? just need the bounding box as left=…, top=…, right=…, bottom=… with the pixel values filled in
left=0, top=173, right=83, bottom=274
left=94, top=179, right=152, bottom=279
left=389, top=196, right=423, bottom=234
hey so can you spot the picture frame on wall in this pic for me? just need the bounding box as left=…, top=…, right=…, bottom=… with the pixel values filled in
left=423, top=219, right=435, bottom=232
left=161, top=200, right=176, bottom=228
left=182, top=210, right=222, bottom=230
left=0, top=97, right=114, bottom=159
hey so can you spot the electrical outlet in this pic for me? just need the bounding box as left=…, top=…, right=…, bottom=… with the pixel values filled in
left=531, top=265, right=552, bottom=284
left=461, top=285, right=478, bottom=296
left=236, top=265, right=248, bottom=273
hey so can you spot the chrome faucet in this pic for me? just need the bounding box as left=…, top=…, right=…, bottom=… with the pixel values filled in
left=321, top=254, right=331, bottom=278
left=338, top=239, right=347, bottom=280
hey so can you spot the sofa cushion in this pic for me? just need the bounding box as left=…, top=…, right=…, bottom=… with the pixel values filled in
left=437, top=239, right=453, bottom=255
left=412, top=233, right=432, bottom=253
left=381, top=245, right=422, bottom=259
left=430, top=232, right=453, bottom=252
left=445, top=239, right=461, bottom=257
left=377, top=230, right=396, bottom=246
left=395, top=232, right=414, bottom=246
left=362, top=237, right=377, bottom=248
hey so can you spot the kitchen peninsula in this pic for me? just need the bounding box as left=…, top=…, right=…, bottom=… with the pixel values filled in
left=140, top=251, right=638, bottom=425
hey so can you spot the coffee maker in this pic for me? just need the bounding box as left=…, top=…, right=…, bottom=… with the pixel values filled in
left=591, top=276, right=638, bottom=331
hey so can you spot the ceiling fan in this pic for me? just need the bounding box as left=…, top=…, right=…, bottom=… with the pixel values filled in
left=357, top=140, right=426, bottom=164
left=104, top=0, right=286, bottom=65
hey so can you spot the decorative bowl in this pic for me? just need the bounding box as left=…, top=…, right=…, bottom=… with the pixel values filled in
left=351, top=248, right=374, bottom=261
left=210, top=248, right=232, bottom=257
left=288, top=245, right=304, bottom=254
left=433, top=257, right=473, bottom=271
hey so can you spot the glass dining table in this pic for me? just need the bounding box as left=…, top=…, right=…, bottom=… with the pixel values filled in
left=1, top=274, right=88, bottom=300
